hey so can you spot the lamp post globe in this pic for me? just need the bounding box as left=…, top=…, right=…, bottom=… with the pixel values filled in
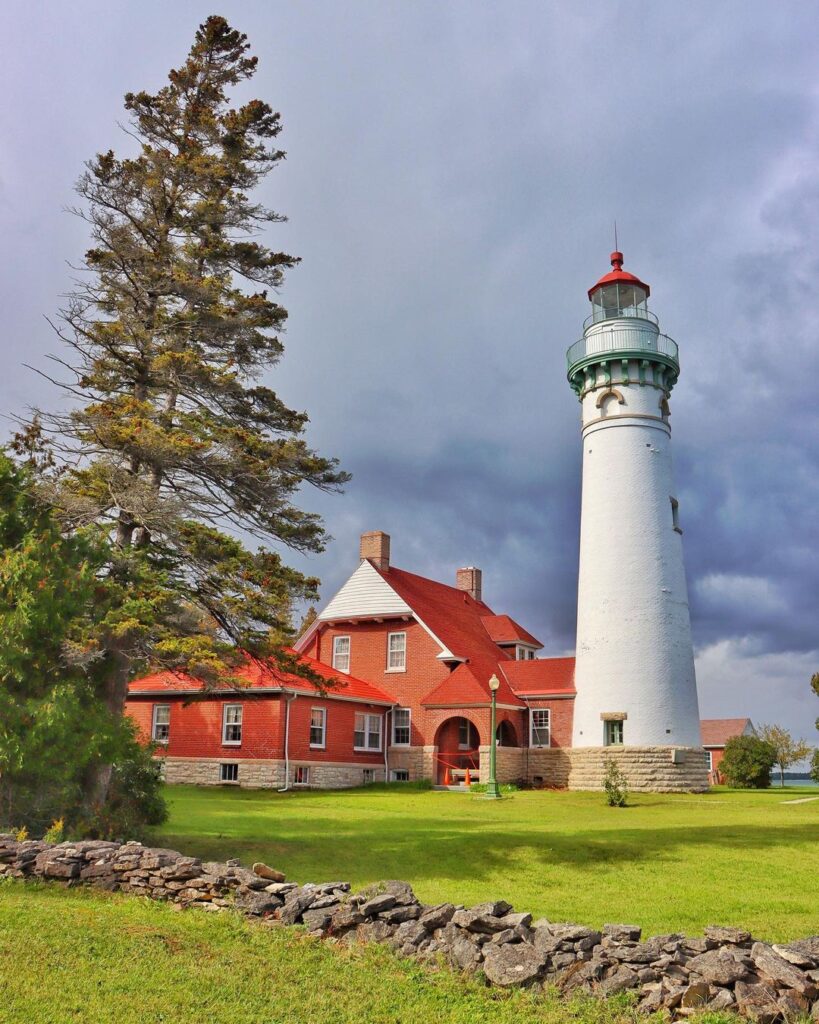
left=485, top=674, right=502, bottom=799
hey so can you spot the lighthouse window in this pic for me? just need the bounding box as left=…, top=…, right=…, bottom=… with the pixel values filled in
left=670, top=497, right=683, bottom=534
left=604, top=720, right=624, bottom=746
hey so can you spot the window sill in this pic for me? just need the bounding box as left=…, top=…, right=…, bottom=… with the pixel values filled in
left=390, top=742, right=410, bottom=748
left=385, top=667, right=407, bottom=674
left=153, top=739, right=169, bottom=746
left=354, top=747, right=382, bottom=754
left=309, top=744, right=326, bottom=750
left=222, top=741, right=242, bottom=747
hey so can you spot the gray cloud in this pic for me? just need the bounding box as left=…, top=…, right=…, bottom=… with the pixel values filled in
left=2, top=0, right=818, bottom=742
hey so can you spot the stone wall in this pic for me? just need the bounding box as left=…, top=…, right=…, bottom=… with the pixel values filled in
left=2, top=834, right=818, bottom=1020
left=163, top=757, right=386, bottom=790
left=567, top=746, right=709, bottom=793
left=478, top=745, right=525, bottom=785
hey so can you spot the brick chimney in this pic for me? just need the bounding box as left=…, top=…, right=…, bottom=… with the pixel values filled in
left=360, top=531, right=390, bottom=571
left=456, top=566, right=482, bottom=603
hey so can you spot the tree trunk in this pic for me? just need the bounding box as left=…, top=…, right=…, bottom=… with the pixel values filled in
left=81, top=639, right=133, bottom=818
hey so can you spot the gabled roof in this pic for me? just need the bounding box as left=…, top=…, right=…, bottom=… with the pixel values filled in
left=501, top=657, right=576, bottom=696
left=373, top=566, right=524, bottom=707
left=481, top=614, right=542, bottom=648
left=127, top=651, right=396, bottom=706
left=700, top=718, right=755, bottom=747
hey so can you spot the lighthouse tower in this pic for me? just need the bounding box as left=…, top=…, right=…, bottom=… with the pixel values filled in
left=567, top=252, right=703, bottom=766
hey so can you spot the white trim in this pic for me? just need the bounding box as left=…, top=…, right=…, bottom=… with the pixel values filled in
left=128, top=687, right=396, bottom=707
left=309, top=706, right=327, bottom=749
left=391, top=707, right=411, bottom=746
left=530, top=708, right=551, bottom=748
left=354, top=712, right=383, bottom=752
left=292, top=765, right=310, bottom=786
left=332, top=635, right=351, bottom=674
left=222, top=703, right=243, bottom=746
left=151, top=703, right=170, bottom=744
left=386, top=631, right=407, bottom=672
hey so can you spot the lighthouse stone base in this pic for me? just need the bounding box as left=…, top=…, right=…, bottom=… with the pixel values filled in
left=523, top=746, right=708, bottom=793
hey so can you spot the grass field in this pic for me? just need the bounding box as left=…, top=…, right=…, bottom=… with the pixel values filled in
left=150, top=783, right=819, bottom=942
left=0, top=883, right=677, bottom=1024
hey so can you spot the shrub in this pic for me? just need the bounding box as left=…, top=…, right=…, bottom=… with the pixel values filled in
left=603, top=758, right=628, bottom=807
left=43, top=819, right=65, bottom=844
left=720, top=735, right=777, bottom=788
left=810, top=748, right=819, bottom=784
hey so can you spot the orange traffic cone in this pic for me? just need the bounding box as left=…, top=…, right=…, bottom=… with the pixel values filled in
left=443, top=765, right=451, bottom=786
left=464, top=768, right=472, bottom=787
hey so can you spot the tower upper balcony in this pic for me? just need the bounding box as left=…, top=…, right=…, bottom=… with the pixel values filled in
left=566, top=251, right=680, bottom=396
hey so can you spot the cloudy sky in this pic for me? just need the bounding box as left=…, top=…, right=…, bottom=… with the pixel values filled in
left=2, top=1, right=818, bottom=744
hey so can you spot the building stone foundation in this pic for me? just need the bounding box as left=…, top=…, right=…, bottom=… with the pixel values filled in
left=160, top=757, right=387, bottom=790
left=566, top=746, right=709, bottom=793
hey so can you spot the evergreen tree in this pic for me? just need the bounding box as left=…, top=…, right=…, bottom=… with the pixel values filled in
left=0, top=454, right=165, bottom=834
left=19, top=17, right=348, bottom=802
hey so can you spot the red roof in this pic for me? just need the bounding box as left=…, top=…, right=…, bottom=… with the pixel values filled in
left=127, top=650, right=395, bottom=706
left=501, top=657, right=576, bottom=696
left=480, top=614, right=542, bottom=648
left=588, top=251, right=650, bottom=300
left=700, top=718, right=754, bottom=747
left=373, top=566, right=524, bottom=707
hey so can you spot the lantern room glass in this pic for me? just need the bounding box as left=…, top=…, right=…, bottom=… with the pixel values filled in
left=590, top=281, right=649, bottom=323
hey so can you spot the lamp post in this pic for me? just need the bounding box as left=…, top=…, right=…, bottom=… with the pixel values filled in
left=485, top=673, right=502, bottom=799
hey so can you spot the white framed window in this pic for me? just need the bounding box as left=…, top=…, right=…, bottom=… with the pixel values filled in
left=354, top=712, right=382, bottom=751
left=530, top=709, right=550, bottom=748
left=363, top=768, right=375, bottom=784
left=516, top=646, right=535, bottom=661
left=293, top=765, right=310, bottom=786
left=386, top=631, right=406, bottom=671
left=220, top=763, right=239, bottom=783
left=707, top=750, right=714, bottom=772
left=392, top=708, right=411, bottom=746
left=391, top=769, right=409, bottom=782
left=332, top=635, right=351, bottom=673
left=604, top=720, right=624, bottom=746
left=310, top=707, right=326, bottom=749
left=222, top=704, right=243, bottom=745
left=151, top=704, right=170, bottom=743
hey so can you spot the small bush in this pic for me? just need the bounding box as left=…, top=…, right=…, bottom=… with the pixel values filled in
left=810, top=748, right=819, bottom=784
left=603, top=758, right=628, bottom=807
left=43, top=819, right=65, bottom=844
left=720, top=735, right=777, bottom=788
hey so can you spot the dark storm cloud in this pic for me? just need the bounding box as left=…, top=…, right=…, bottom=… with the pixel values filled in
left=1, top=0, right=817, bottom=738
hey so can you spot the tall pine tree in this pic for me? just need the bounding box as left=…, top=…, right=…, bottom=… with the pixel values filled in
left=21, top=17, right=348, bottom=804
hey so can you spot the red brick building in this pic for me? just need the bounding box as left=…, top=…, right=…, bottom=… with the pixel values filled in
left=700, top=718, right=756, bottom=783
left=126, top=531, right=741, bottom=790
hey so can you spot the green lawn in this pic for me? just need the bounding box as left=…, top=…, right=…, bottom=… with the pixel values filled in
left=0, top=883, right=672, bottom=1024
left=151, top=783, right=819, bottom=941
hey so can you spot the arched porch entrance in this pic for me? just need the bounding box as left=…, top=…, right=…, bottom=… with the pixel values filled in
left=433, top=716, right=481, bottom=785
left=496, top=719, right=519, bottom=747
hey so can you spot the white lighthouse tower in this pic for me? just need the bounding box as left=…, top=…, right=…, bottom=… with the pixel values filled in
left=567, top=252, right=703, bottom=765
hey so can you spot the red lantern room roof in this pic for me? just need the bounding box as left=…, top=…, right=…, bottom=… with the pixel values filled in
left=588, top=251, right=650, bottom=300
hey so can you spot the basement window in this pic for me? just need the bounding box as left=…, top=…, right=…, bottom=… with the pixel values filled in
left=219, top=763, right=239, bottom=783
left=363, top=768, right=376, bottom=784
left=293, top=766, right=310, bottom=786
left=391, top=769, right=409, bottom=782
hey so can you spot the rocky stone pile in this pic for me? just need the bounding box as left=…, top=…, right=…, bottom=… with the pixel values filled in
left=2, top=834, right=817, bottom=1021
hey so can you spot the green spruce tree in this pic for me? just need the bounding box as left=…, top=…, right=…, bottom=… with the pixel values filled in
left=20, top=16, right=347, bottom=805
left=0, top=454, right=165, bottom=834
